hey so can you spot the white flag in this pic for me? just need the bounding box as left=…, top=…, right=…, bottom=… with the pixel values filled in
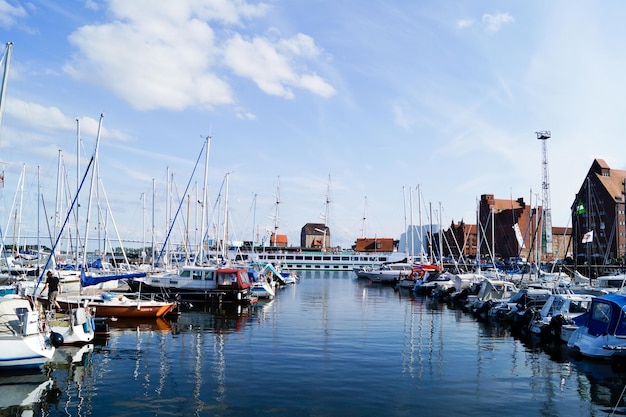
left=582, top=230, right=594, bottom=244
left=513, top=223, right=525, bottom=248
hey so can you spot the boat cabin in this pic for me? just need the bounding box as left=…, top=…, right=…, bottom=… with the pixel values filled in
left=216, top=268, right=252, bottom=290
left=584, top=294, right=626, bottom=337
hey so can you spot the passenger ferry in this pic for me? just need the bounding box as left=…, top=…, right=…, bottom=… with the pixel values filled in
left=234, top=237, right=405, bottom=271
left=238, top=249, right=406, bottom=271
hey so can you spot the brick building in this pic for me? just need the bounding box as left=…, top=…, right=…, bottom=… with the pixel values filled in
left=436, top=194, right=571, bottom=262
left=571, top=159, right=626, bottom=263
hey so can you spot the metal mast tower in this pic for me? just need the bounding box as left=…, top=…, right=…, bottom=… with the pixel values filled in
left=536, top=131, right=553, bottom=259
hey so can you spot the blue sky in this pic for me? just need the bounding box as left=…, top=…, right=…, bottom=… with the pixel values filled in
left=0, top=0, right=623, bottom=251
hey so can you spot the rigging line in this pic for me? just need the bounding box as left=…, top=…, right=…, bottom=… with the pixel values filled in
left=155, top=140, right=207, bottom=267
left=32, top=155, right=95, bottom=294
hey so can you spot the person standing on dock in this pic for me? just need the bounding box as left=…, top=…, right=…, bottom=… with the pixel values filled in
left=40, top=270, right=62, bottom=309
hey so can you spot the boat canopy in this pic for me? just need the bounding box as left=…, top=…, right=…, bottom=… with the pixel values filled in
left=80, top=268, right=147, bottom=287
left=216, top=268, right=252, bottom=290
left=586, top=293, right=626, bottom=337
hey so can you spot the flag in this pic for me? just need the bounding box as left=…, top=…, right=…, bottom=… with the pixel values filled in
left=512, top=223, right=525, bottom=248
left=576, top=199, right=586, bottom=215
left=582, top=230, right=594, bottom=244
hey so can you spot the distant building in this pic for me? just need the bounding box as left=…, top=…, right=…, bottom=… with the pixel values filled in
left=354, top=238, right=396, bottom=252
left=301, top=223, right=331, bottom=250
left=478, top=194, right=538, bottom=261
left=435, top=194, right=570, bottom=262
left=270, top=233, right=288, bottom=247
left=399, top=224, right=439, bottom=258
left=437, top=220, right=477, bottom=259
left=571, top=159, right=626, bottom=262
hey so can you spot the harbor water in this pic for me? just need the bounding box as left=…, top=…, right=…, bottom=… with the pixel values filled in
left=4, top=270, right=626, bottom=416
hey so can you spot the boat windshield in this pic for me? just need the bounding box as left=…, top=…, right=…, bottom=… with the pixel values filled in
left=616, top=310, right=626, bottom=336
left=588, top=301, right=612, bottom=336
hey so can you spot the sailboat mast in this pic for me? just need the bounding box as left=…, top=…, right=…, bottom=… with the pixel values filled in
left=223, top=172, right=230, bottom=260
left=407, top=187, right=412, bottom=261
left=82, top=113, right=104, bottom=269
left=417, top=185, right=425, bottom=257
left=402, top=187, right=408, bottom=259
left=323, top=175, right=331, bottom=248
left=0, top=42, right=12, bottom=129
left=199, top=134, right=211, bottom=264
left=75, top=118, right=81, bottom=268
left=361, top=196, right=367, bottom=238
left=273, top=176, right=280, bottom=242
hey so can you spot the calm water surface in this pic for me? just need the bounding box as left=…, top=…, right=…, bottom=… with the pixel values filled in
left=3, top=270, right=626, bottom=416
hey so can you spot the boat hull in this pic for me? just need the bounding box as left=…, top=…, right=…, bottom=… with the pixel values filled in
left=47, top=308, right=96, bottom=344
left=127, top=267, right=257, bottom=304
left=0, top=335, right=55, bottom=369
left=0, top=295, right=56, bottom=369
left=127, top=280, right=257, bottom=304
left=54, top=295, right=176, bottom=318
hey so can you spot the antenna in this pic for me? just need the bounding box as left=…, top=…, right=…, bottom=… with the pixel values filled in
left=536, top=130, right=553, bottom=259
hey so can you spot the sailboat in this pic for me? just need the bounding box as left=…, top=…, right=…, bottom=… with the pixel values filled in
left=21, top=114, right=175, bottom=319
left=0, top=42, right=62, bottom=368
left=0, top=293, right=58, bottom=369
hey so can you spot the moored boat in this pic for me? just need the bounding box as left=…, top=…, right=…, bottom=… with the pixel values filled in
left=353, top=262, right=415, bottom=284
left=46, top=305, right=96, bottom=345
left=53, top=292, right=176, bottom=318
left=127, top=266, right=257, bottom=304
left=526, top=292, right=594, bottom=341
left=568, top=293, right=626, bottom=362
left=0, top=294, right=59, bottom=369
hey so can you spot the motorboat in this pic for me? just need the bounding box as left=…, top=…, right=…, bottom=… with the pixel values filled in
left=526, top=292, right=594, bottom=342
left=353, top=262, right=415, bottom=284
left=464, top=278, right=518, bottom=319
left=0, top=294, right=59, bottom=369
left=46, top=305, right=96, bottom=344
left=568, top=293, right=626, bottom=361
left=127, top=266, right=257, bottom=304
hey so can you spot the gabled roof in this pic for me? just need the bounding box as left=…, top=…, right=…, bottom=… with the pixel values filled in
left=592, top=159, right=626, bottom=202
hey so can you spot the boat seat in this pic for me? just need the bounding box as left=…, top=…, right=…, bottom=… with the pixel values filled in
left=0, top=313, right=20, bottom=335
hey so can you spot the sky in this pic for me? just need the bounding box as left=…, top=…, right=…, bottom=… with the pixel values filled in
left=0, top=0, right=624, bottom=252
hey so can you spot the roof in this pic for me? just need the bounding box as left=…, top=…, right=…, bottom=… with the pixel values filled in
left=481, top=194, right=527, bottom=213
left=592, top=159, right=626, bottom=202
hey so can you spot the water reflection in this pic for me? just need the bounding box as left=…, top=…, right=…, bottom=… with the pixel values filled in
left=0, top=370, right=54, bottom=415
left=516, top=331, right=626, bottom=412
left=173, top=303, right=256, bottom=335
left=0, top=344, right=94, bottom=417
left=7, top=273, right=626, bottom=416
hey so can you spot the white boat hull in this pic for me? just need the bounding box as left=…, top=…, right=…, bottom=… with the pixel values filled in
left=0, top=295, right=55, bottom=369
left=47, top=307, right=95, bottom=345
left=251, top=282, right=275, bottom=299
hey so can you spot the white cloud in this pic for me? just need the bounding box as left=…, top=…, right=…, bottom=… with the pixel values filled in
left=482, top=12, right=514, bottom=33
left=0, top=0, right=26, bottom=28
left=456, top=18, right=474, bottom=30
left=392, top=103, right=411, bottom=130
left=63, top=0, right=333, bottom=110
left=5, top=97, right=130, bottom=141
left=236, top=111, right=256, bottom=120
left=64, top=13, right=234, bottom=111
left=223, top=33, right=336, bottom=99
